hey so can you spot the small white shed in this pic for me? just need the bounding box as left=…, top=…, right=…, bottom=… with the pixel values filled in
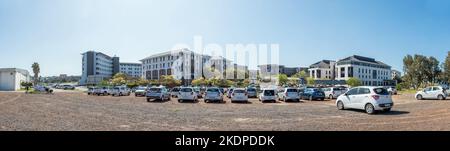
left=0, top=68, right=31, bottom=91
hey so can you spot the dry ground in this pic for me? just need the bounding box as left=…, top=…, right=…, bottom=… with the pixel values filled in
left=0, top=91, right=449, bottom=131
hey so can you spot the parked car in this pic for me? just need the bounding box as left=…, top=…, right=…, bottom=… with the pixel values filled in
left=87, top=87, right=97, bottom=95
left=146, top=87, right=170, bottom=102
left=61, top=85, right=75, bottom=90
left=415, top=86, right=448, bottom=100
left=231, top=88, right=249, bottom=103
left=204, top=87, right=224, bottom=103
left=322, top=87, right=347, bottom=99
left=193, top=87, right=203, bottom=98
left=387, top=86, right=398, bottom=95
left=301, top=88, right=325, bottom=101
left=336, top=86, right=393, bottom=114
left=227, top=88, right=235, bottom=98
left=111, top=86, right=131, bottom=96
left=259, top=88, right=277, bottom=103
left=178, top=87, right=198, bottom=102
left=277, top=88, right=300, bottom=102
left=170, top=87, right=180, bottom=97
left=134, top=86, right=147, bottom=97
left=34, top=85, right=53, bottom=94
left=95, top=87, right=111, bottom=96
left=246, top=87, right=258, bottom=98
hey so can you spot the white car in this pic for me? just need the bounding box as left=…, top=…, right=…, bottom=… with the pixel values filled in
left=146, top=87, right=170, bottom=102
left=231, top=88, right=249, bottom=103
left=170, top=87, right=181, bottom=97
left=336, top=86, right=393, bottom=114
left=111, top=86, right=131, bottom=96
left=277, top=88, right=300, bottom=102
left=259, top=89, right=277, bottom=103
left=415, top=86, right=448, bottom=100
left=134, top=86, right=147, bottom=97
left=204, top=87, right=223, bottom=103
left=322, top=87, right=347, bottom=99
left=95, top=87, right=111, bottom=96
left=178, top=87, right=198, bottom=102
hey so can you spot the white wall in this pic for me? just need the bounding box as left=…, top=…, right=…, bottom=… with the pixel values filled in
left=0, top=71, right=28, bottom=91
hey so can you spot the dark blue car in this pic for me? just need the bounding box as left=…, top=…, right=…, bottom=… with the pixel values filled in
left=301, top=88, right=325, bottom=101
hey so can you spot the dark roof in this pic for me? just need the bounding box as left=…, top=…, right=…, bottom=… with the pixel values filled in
left=310, top=60, right=334, bottom=68
left=338, top=55, right=390, bottom=68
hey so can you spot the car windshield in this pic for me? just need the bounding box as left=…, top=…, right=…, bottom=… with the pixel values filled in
left=373, top=88, right=389, bottom=95
left=149, top=88, right=162, bottom=93
left=181, top=88, right=193, bottom=92
left=234, top=90, right=246, bottom=93
left=287, top=89, right=298, bottom=92
left=172, top=88, right=180, bottom=91
left=264, top=90, right=275, bottom=96
left=207, top=89, right=219, bottom=92
left=247, top=88, right=256, bottom=91
left=137, top=87, right=146, bottom=90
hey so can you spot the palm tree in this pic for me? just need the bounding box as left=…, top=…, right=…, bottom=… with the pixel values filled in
left=32, top=62, right=40, bottom=86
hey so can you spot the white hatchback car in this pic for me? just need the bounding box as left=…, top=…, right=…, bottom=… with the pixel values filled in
left=204, top=87, right=223, bottom=103
left=178, top=87, right=198, bottom=102
left=231, top=88, right=249, bottom=103
left=336, top=86, right=394, bottom=114
left=277, top=88, right=300, bottom=102
left=111, top=86, right=131, bottom=96
left=259, top=89, right=277, bottom=103
left=415, top=86, right=448, bottom=100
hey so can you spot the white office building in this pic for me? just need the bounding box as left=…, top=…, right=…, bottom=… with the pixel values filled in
left=0, top=68, right=31, bottom=91
left=335, top=55, right=392, bottom=86
left=308, top=60, right=336, bottom=80
left=119, top=63, right=142, bottom=78
left=80, top=51, right=120, bottom=85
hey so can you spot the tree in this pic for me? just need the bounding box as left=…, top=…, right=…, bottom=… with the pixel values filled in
left=346, top=77, right=362, bottom=87
left=31, top=62, right=40, bottom=86
left=191, top=77, right=208, bottom=86
left=110, top=73, right=127, bottom=86
left=443, top=51, right=450, bottom=84
left=306, top=77, right=315, bottom=86
left=160, top=75, right=181, bottom=88
left=136, top=78, right=150, bottom=86
left=292, top=70, right=308, bottom=79
left=277, top=74, right=288, bottom=86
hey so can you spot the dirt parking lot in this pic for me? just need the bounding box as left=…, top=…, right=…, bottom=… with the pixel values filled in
left=1, top=91, right=450, bottom=131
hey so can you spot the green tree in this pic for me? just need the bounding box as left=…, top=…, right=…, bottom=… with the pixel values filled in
left=110, top=73, right=127, bottom=86
left=191, top=77, right=208, bottom=86
left=160, top=75, right=181, bottom=88
left=442, top=51, right=450, bottom=84
left=277, top=74, right=288, bottom=86
left=31, top=62, right=40, bottom=86
left=346, top=77, right=362, bottom=87
left=306, top=77, right=315, bottom=86
left=292, top=70, right=308, bottom=79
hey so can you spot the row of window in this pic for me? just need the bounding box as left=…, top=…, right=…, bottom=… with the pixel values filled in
left=144, top=62, right=175, bottom=70
left=144, top=55, right=179, bottom=64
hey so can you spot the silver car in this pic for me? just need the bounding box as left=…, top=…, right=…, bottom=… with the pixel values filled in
left=146, top=87, right=171, bottom=102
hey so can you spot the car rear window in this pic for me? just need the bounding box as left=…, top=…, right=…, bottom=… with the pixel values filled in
left=247, top=88, right=256, bottom=91
left=287, top=89, right=298, bottom=92
left=180, top=88, right=193, bottom=92
left=149, top=88, right=162, bottom=93
left=207, top=89, right=219, bottom=92
left=264, top=90, right=275, bottom=96
left=234, top=90, right=246, bottom=93
left=172, top=88, right=180, bottom=91
left=373, top=88, right=389, bottom=95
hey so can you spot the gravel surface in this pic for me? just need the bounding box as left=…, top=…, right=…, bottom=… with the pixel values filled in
left=1, top=92, right=450, bottom=131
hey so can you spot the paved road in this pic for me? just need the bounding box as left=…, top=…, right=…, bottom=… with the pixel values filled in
left=0, top=92, right=449, bottom=131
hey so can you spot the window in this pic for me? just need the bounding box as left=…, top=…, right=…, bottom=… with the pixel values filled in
left=348, top=67, right=353, bottom=77
left=359, top=88, right=371, bottom=94
left=373, top=88, right=389, bottom=95
left=346, top=88, right=358, bottom=95
left=340, top=67, right=345, bottom=78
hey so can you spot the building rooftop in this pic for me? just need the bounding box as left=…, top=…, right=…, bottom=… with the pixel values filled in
left=337, top=55, right=390, bottom=68
left=309, top=60, right=335, bottom=68
left=0, top=68, right=30, bottom=76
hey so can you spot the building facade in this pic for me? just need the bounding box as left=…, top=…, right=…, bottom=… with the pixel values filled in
left=335, top=55, right=392, bottom=86
left=0, top=68, right=30, bottom=91
left=80, top=51, right=120, bottom=85
left=119, top=63, right=142, bottom=78
left=308, top=60, right=336, bottom=80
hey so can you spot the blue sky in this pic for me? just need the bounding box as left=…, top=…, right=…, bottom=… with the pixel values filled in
left=1, top=0, right=450, bottom=76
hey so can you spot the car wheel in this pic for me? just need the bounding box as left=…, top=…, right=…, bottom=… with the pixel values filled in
left=329, top=95, right=333, bottom=99
left=416, top=94, right=423, bottom=100
left=365, top=104, right=375, bottom=114
left=205, top=99, right=208, bottom=103
left=309, top=96, right=313, bottom=101
left=438, top=95, right=444, bottom=100
left=178, top=99, right=182, bottom=103
left=146, top=98, right=150, bottom=102
left=383, top=108, right=391, bottom=112
left=283, top=97, right=287, bottom=102
left=337, top=101, right=344, bottom=110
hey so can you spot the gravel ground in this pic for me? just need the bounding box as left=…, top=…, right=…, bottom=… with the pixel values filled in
left=0, top=91, right=450, bottom=131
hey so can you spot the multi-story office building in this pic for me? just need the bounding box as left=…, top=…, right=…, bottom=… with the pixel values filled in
left=119, top=63, right=142, bottom=78
left=258, top=64, right=304, bottom=77
left=80, top=51, right=120, bottom=85
left=335, top=55, right=392, bottom=86
left=308, top=60, right=336, bottom=80
left=391, top=69, right=401, bottom=80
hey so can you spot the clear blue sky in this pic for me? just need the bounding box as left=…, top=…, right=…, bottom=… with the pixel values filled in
left=1, top=0, right=450, bottom=76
